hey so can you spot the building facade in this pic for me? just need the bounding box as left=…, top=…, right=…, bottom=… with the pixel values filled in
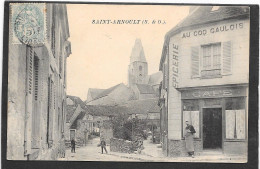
left=7, top=4, right=71, bottom=160
left=159, top=6, right=249, bottom=157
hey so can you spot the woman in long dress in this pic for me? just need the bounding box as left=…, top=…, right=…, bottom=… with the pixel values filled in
left=185, top=121, right=196, bottom=158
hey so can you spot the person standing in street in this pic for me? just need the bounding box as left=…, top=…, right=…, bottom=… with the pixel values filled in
left=71, top=138, right=76, bottom=153
left=185, top=120, right=196, bottom=158
left=100, top=138, right=108, bottom=154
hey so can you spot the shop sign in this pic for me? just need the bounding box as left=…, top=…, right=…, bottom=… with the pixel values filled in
left=181, top=87, right=247, bottom=99
left=171, top=43, right=179, bottom=88
left=181, top=22, right=244, bottom=39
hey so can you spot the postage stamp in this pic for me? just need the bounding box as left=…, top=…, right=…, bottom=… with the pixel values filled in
left=10, top=3, right=46, bottom=46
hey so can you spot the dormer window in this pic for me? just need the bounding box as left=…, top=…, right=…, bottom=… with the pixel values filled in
left=211, top=6, right=220, bottom=12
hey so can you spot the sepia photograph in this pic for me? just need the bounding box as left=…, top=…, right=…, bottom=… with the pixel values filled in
left=2, top=1, right=258, bottom=166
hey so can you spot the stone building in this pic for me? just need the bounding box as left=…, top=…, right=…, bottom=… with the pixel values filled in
left=7, top=4, right=71, bottom=160
left=86, top=39, right=163, bottom=105
left=159, top=6, right=249, bottom=157
left=65, top=95, right=94, bottom=145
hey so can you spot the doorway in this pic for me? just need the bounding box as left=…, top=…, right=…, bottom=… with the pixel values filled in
left=203, top=108, right=222, bottom=149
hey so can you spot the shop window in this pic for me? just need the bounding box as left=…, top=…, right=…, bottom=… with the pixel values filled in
left=225, top=97, right=246, bottom=139
left=183, top=100, right=200, bottom=138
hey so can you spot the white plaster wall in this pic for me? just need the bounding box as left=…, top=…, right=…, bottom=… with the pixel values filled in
left=178, top=19, right=249, bottom=88
left=167, top=18, right=249, bottom=140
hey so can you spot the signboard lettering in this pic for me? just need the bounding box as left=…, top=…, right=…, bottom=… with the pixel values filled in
left=172, top=43, right=179, bottom=88
left=182, top=87, right=246, bottom=99
left=182, top=22, right=244, bottom=38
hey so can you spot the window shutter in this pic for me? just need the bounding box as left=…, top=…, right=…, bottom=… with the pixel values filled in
left=32, top=54, right=41, bottom=149
left=34, top=57, right=39, bottom=100
left=222, top=41, right=232, bottom=75
left=25, top=47, right=34, bottom=155
left=191, top=46, right=200, bottom=77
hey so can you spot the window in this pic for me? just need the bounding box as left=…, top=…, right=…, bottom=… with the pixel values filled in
left=139, top=65, right=142, bottom=71
left=211, top=6, right=220, bottom=12
left=225, top=97, right=246, bottom=140
left=191, top=41, right=232, bottom=79
left=201, top=43, right=221, bottom=78
left=183, top=100, right=200, bottom=138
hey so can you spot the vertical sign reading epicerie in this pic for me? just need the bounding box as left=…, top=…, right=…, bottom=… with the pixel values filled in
left=172, top=43, right=179, bottom=88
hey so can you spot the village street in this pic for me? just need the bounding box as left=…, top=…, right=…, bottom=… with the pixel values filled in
left=58, top=136, right=163, bottom=161
left=58, top=136, right=246, bottom=162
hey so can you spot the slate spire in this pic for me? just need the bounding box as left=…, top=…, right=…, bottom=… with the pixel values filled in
left=130, top=39, right=147, bottom=63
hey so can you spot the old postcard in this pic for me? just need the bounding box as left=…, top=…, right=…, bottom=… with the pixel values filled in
left=3, top=2, right=255, bottom=164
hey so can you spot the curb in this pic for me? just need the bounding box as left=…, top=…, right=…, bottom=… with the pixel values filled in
left=108, top=153, right=154, bottom=162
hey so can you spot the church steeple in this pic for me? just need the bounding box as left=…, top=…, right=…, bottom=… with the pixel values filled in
left=130, top=39, right=147, bottom=63
left=128, top=39, right=148, bottom=87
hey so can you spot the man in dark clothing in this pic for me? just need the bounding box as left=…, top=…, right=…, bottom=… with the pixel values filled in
left=71, top=138, right=76, bottom=153
left=100, top=138, right=108, bottom=154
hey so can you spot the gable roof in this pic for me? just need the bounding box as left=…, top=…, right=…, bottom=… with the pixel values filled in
left=67, top=95, right=85, bottom=108
left=84, top=105, right=122, bottom=116
left=87, top=88, right=105, bottom=100
left=121, top=98, right=160, bottom=114
left=148, top=71, right=163, bottom=86
left=166, top=6, right=249, bottom=38
left=66, top=105, right=78, bottom=123
left=94, top=83, right=123, bottom=100
left=160, top=6, right=250, bottom=70
left=136, top=84, right=156, bottom=94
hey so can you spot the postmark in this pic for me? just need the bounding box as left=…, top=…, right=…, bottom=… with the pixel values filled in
left=10, top=3, right=46, bottom=46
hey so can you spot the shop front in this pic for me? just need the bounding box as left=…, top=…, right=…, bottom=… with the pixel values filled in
left=181, top=85, right=248, bottom=155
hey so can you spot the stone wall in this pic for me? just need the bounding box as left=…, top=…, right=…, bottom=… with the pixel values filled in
left=168, top=139, right=202, bottom=157
left=110, top=138, right=133, bottom=153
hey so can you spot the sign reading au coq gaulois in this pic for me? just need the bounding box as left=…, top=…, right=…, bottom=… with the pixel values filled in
left=181, top=22, right=244, bottom=38
left=181, top=87, right=247, bottom=99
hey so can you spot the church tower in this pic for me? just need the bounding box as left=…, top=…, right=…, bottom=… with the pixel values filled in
left=128, top=39, right=148, bottom=87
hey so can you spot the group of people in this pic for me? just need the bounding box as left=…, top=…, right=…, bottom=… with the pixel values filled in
left=67, top=121, right=195, bottom=158
left=70, top=137, right=108, bottom=154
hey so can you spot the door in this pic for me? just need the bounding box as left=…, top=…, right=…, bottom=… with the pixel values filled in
left=70, top=130, right=76, bottom=140
left=203, top=108, right=222, bottom=149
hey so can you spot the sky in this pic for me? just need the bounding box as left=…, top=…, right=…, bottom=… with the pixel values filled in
left=66, top=4, right=190, bottom=100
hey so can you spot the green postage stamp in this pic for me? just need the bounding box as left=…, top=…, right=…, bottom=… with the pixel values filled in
left=10, top=3, right=46, bottom=46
